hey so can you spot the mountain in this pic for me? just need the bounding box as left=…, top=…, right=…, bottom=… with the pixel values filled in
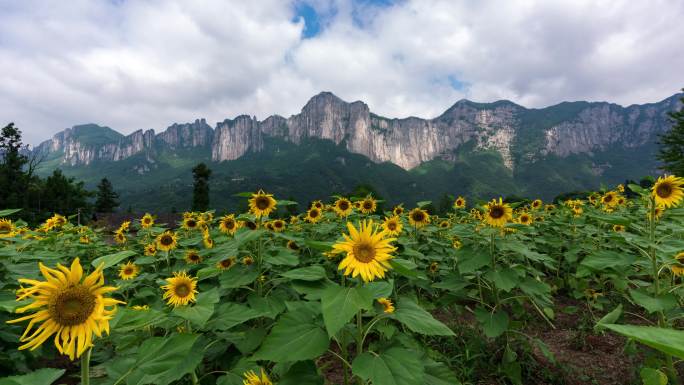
left=31, top=91, right=683, bottom=211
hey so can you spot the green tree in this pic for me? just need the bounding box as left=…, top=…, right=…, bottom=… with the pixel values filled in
left=41, top=169, right=93, bottom=218
left=0, top=123, right=29, bottom=209
left=192, top=163, right=212, bottom=211
left=94, top=178, right=120, bottom=213
left=657, top=90, right=684, bottom=175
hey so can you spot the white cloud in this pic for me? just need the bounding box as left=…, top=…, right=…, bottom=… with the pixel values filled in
left=1, top=0, right=682, bottom=145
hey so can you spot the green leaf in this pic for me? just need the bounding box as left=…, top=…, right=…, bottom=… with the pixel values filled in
left=0, top=209, right=21, bottom=217
left=266, top=249, right=299, bottom=266
left=352, top=347, right=425, bottom=385
left=278, top=361, right=324, bottom=385
left=91, top=250, right=137, bottom=269
left=366, top=280, right=394, bottom=299
left=281, top=265, right=327, bottom=281
left=392, top=297, right=454, bottom=336
left=124, top=333, right=202, bottom=385
left=640, top=368, right=668, bottom=385
left=253, top=307, right=329, bottom=362
left=208, top=302, right=266, bottom=330
left=604, top=324, right=684, bottom=359
left=173, top=288, right=220, bottom=328
left=389, top=259, right=418, bottom=278
left=321, top=285, right=374, bottom=337
left=416, top=200, right=432, bottom=208
left=488, top=269, right=519, bottom=292
left=219, top=266, right=259, bottom=288
left=579, top=250, right=635, bottom=274
left=630, top=289, right=677, bottom=313
left=110, top=307, right=165, bottom=332
left=0, top=369, right=65, bottom=385
left=457, top=246, right=491, bottom=274
left=595, top=304, right=623, bottom=331
left=474, top=308, right=509, bottom=338
left=424, top=359, right=461, bottom=385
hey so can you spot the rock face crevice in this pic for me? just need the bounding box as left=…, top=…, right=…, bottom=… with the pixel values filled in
left=33, top=92, right=682, bottom=170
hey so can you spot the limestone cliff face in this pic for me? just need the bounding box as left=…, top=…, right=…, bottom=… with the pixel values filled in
left=33, top=92, right=682, bottom=170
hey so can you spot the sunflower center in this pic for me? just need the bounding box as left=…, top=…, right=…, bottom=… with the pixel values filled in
left=363, top=202, right=372, bottom=210
left=124, top=267, right=134, bottom=275
left=224, top=220, right=235, bottom=229
left=309, top=210, right=319, bottom=218
left=160, top=235, right=173, bottom=246
left=388, top=222, right=397, bottom=230
left=246, top=221, right=257, bottom=230
left=174, top=283, right=191, bottom=298
left=412, top=212, right=425, bottom=222
left=274, top=221, right=283, bottom=228
left=255, top=197, right=271, bottom=210
left=656, top=183, right=673, bottom=198
left=353, top=242, right=376, bottom=263
left=604, top=195, right=613, bottom=203
left=50, top=286, right=96, bottom=326
left=339, top=201, right=349, bottom=210
left=490, top=206, right=504, bottom=219
left=0, top=224, right=10, bottom=233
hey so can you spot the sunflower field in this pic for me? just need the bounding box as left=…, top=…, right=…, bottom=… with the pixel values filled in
left=1, top=178, right=684, bottom=385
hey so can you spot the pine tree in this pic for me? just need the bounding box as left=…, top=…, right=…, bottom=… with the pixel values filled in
left=657, top=90, right=684, bottom=176
left=192, top=163, right=212, bottom=211
left=94, top=178, right=119, bottom=213
left=0, top=123, right=29, bottom=208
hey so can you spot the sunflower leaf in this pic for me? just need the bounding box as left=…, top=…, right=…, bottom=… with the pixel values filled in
left=280, top=265, right=327, bottom=281
left=321, top=285, right=374, bottom=337
left=91, top=250, right=137, bottom=269
left=603, top=324, right=684, bottom=359
left=0, top=368, right=65, bottom=385
left=392, top=297, right=454, bottom=336
left=352, top=347, right=425, bottom=385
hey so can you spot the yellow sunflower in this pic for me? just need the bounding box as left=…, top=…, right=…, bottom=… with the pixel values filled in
left=377, top=298, right=395, bottom=314
left=144, top=243, right=157, bottom=256
left=652, top=175, right=684, bottom=208
left=612, top=224, right=625, bottom=232
left=531, top=199, right=543, bottom=210
left=429, top=261, right=439, bottom=273
left=118, top=221, right=130, bottom=233
left=332, top=220, right=396, bottom=282
left=392, top=205, right=405, bottom=216
left=648, top=205, right=665, bottom=221
left=113, top=229, right=127, bottom=244
left=359, top=197, right=377, bottom=214
left=79, top=235, right=90, bottom=244
left=452, top=237, right=462, bottom=249
left=245, top=220, right=258, bottom=230
left=382, top=216, right=403, bottom=236
left=311, top=200, right=324, bottom=210
left=287, top=240, right=300, bottom=251
left=334, top=198, right=353, bottom=217
left=184, top=249, right=203, bottom=264
left=242, top=369, right=273, bottom=385
left=271, top=219, right=286, bottom=232
left=572, top=206, right=583, bottom=217
left=156, top=231, right=178, bottom=252
left=203, top=232, right=214, bottom=249
left=671, top=252, right=684, bottom=276
left=182, top=216, right=199, bottom=231
left=601, top=191, right=619, bottom=207
left=7, top=258, right=123, bottom=360
left=161, top=271, right=198, bottom=307
left=242, top=256, right=255, bottom=266
left=306, top=207, right=322, bottom=223
left=0, top=219, right=15, bottom=238
left=118, top=261, right=139, bottom=280
left=219, top=214, right=239, bottom=235
left=248, top=190, right=277, bottom=218
left=408, top=208, right=430, bottom=228
left=140, top=213, right=154, bottom=229
left=517, top=212, right=533, bottom=225
left=484, top=198, right=513, bottom=227
left=439, top=220, right=450, bottom=229
left=217, top=257, right=237, bottom=271
left=453, top=196, right=466, bottom=209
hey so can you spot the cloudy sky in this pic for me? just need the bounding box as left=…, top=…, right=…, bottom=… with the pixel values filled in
left=1, top=0, right=683, bottom=145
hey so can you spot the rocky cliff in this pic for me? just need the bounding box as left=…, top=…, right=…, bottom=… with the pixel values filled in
left=33, top=91, right=682, bottom=170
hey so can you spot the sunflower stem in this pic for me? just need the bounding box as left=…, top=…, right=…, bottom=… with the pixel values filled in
left=81, top=347, right=91, bottom=385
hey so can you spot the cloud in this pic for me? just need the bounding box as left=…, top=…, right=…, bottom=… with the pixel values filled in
left=1, top=0, right=683, bottom=145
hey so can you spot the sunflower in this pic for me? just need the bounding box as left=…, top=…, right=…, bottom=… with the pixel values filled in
left=306, top=207, right=322, bottom=223
left=332, top=220, right=396, bottom=282
left=242, top=256, right=255, bottom=266
left=7, top=258, right=123, bottom=360
left=453, top=196, right=466, bottom=209
left=452, top=237, right=462, bottom=249
left=408, top=208, right=430, bottom=228
left=382, top=216, right=403, bottom=236
left=218, top=214, right=239, bottom=235
left=545, top=204, right=556, bottom=213
left=617, top=184, right=625, bottom=193
left=140, top=213, right=154, bottom=229
left=0, top=219, right=15, bottom=238
left=392, top=205, right=404, bottom=216
left=265, top=221, right=275, bottom=231
left=572, top=207, right=583, bottom=217
left=242, top=369, right=273, bottom=385
left=517, top=212, right=533, bottom=225
left=131, top=305, right=149, bottom=311
left=203, top=234, right=214, bottom=249
left=161, top=271, right=198, bottom=307
left=144, top=243, right=157, bottom=256
left=484, top=198, right=513, bottom=227
left=182, top=216, right=199, bottom=231
left=601, top=191, right=619, bottom=207
left=439, top=220, right=450, bottom=229
left=671, top=252, right=684, bottom=276
left=156, top=231, right=178, bottom=252
left=616, top=196, right=626, bottom=206
left=531, top=199, right=543, bottom=210
left=217, top=257, right=237, bottom=271
left=114, top=229, right=127, bottom=244
left=79, top=235, right=90, bottom=244
left=377, top=298, right=395, bottom=314
left=245, top=220, right=258, bottom=230
left=272, top=219, right=286, bottom=232
left=429, top=261, right=439, bottom=273
left=359, top=197, right=377, bottom=214
left=612, top=224, right=625, bottom=232
left=53, top=214, right=68, bottom=227
left=334, top=198, right=353, bottom=217
left=184, top=250, right=203, bottom=264
left=287, top=240, right=300, bottom=251
left=311, top=200, right=324, bottom=210
left=249, top=190, right=277, bottom=218
left=118, top=261, right=139, bottom=280
left=648, top=205, right=665, bottom=221
left=652, top=175, right=684, bottom=208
